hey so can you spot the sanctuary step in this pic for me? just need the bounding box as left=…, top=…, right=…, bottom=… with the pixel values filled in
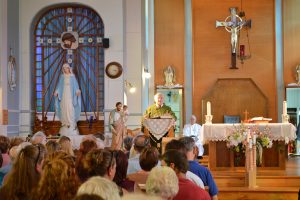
left=212, top=173, right=300, bottom=187
left=218, top=187, right=299, bottom=200
left=212, top=157, right=300, bottom=200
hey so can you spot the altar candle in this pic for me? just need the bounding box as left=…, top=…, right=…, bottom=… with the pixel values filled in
left=283, top=101, right=287, bottom=115
left=207, top=101, right=211, bottom=116
left=249, top=139, right=252, bottom=149
left=253, top=135, right=256, bottom=144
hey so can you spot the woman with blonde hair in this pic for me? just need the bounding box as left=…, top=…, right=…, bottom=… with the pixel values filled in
left=33, top=151, right=80, bottom=200
left=0, top=144, right=46, bottom=199
left=58, top=136, right=74, bottom=156
left=77, top=176, right=121, bottom=200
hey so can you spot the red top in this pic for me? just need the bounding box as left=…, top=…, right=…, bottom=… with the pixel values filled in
left=173, top=177, right=211, bottom=200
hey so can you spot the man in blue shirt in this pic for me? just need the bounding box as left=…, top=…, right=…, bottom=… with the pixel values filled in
left=179, top=137, right=219, bottom=200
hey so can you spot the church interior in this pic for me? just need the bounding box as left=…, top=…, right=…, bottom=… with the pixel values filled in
left=1, top=0, right=300, bottom=199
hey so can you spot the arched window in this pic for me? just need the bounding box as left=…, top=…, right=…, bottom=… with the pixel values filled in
left=33, top=5, right=105, bottom=126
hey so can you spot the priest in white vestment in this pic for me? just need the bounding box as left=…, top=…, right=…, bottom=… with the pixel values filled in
left=183, top=115, right=204, bottom=157
left=55, top=63, right=81, bottom=135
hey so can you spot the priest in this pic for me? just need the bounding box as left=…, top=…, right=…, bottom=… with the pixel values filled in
left=142, top=93, right=177, bottom=151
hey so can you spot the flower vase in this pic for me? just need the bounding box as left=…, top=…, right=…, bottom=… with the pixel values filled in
left=234, top=151, right=245, bottom=167
left=256, top=142, right=263, bottom=166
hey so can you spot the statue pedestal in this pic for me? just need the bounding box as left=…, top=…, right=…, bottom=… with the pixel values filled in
left=59, top=126, right=79, bottom=136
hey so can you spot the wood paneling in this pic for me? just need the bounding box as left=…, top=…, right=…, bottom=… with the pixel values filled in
left=192, top=0, right=276, bottom=123
left=283, top=1, right=300, bottom=85
left=202, top=78, right=268, bottom=123
left=154, top=0, right=185, bottom=86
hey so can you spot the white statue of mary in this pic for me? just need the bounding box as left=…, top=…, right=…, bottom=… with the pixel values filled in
left=55, top=63, right=81, bottom=135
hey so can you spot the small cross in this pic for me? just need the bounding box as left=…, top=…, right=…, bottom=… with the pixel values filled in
left=243, top=110, right=249, bottom=122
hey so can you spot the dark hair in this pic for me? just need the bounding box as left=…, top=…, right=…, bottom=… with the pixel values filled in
left=9, top=137, right=24, bottom=148
left=62, top=32, right=76, bottom=42
left=134, top=135, right=150, bottom=153
left=46, top=140, right=61, bottom=155
left=58, top=136, right=71, bottom=143
left=123, top=105, right=128, bottom=109
left=162, top=150, right=189, bottom=174
left=113, top=150, right=128, bottom=185
left=139, top=147, right=159, bottom=171
left=76, top=140, right=98, bottom=182
left=165, top=139, right=186, bottom=153
left=178, top=137, right=195, bottom=152
left=85, top=149, right=116, bottom=177
left=0, top=135, right=10, bottom=153
left=123, top=136, right=133, bottom=151
left=116, top=102, right=122, bottom=107
left=73, top=194, right=104, bottom=200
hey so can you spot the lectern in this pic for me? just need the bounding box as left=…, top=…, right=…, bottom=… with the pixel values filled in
left=143, top=118, right=175, bottom=152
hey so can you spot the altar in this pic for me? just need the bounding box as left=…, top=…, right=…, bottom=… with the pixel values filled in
left=201, top=123, right=297, bottom=170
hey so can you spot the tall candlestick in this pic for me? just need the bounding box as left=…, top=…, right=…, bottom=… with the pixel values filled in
left=283, top=101, right=287, bottom=115
left=207, top=101, right=211, bottom=116
left=253, top=135, right=256, bottom=144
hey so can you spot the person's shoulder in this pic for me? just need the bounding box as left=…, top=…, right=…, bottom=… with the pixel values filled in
left=162, top=104, right=172, bottom=109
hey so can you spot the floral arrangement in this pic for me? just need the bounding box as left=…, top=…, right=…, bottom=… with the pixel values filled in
left=226, top=124, right=273, bottom=166
left=252, top=125, right=273, bottom=148
left=226, top=123, right=247, bottom=153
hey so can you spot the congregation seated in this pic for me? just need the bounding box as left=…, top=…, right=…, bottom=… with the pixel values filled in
left=0, top=144, right=47, bottom=200
left=160, top=150, right=211, bottom=200
left=45, top=140, right=61, bottom=155
left=0, top=133, right=218, bottom=200
left=127, top=146, right=160, bottom=191
left=0, top=136, right=11, bottom=168
left=0, top=145, right=18, bottom=186
left=74, top=194, right=104, bottom=200
left=179, top=137, right=219, bottom=200
left=113, top=150, right=134, bottom=192
left=146, top=166, right=179, bottom=199
left=58, top=136, right=75, bottom=156
left=76, top=176, right=121, bottom=200
left=75, top=139, right=98, bottom=183
left=127, top=135, right=150, bottom=175
left=165, top=139, right=205, bottom=189
left=31, top=131, right=47, bottom=145
left=32, top=151, right=80, bottom=200
left=123, top=136, right=133, bottom=158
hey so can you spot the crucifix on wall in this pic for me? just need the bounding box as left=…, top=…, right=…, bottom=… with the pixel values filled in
left=216, top=7, right=251, bottom=69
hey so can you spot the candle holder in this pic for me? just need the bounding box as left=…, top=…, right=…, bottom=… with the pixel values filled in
left=282, top=114, right=289, bottom=123
left=205, top=115, right=213, bottom=124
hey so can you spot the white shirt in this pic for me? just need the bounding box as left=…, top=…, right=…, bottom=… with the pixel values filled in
left=183, top=123, right=203, bottom=144
left=114, top=111, right=121, bottom=122
left=183, top=123, right=204, bottom=156
left=186, top=171, right=205, bottom=189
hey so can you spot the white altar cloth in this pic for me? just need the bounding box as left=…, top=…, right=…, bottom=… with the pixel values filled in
left=201, top=123, right=296, bottom=143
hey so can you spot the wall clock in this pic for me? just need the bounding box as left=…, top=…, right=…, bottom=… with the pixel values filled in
left=105, top=62, right=123, bottom=79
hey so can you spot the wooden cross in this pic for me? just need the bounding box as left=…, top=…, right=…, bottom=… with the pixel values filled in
left=243, top=110, right=249, bottom=122
left=216, top=7, right=251, bottom=69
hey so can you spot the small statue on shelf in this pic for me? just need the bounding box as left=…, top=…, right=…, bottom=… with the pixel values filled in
left=164, top=65, right=175, bottom=87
